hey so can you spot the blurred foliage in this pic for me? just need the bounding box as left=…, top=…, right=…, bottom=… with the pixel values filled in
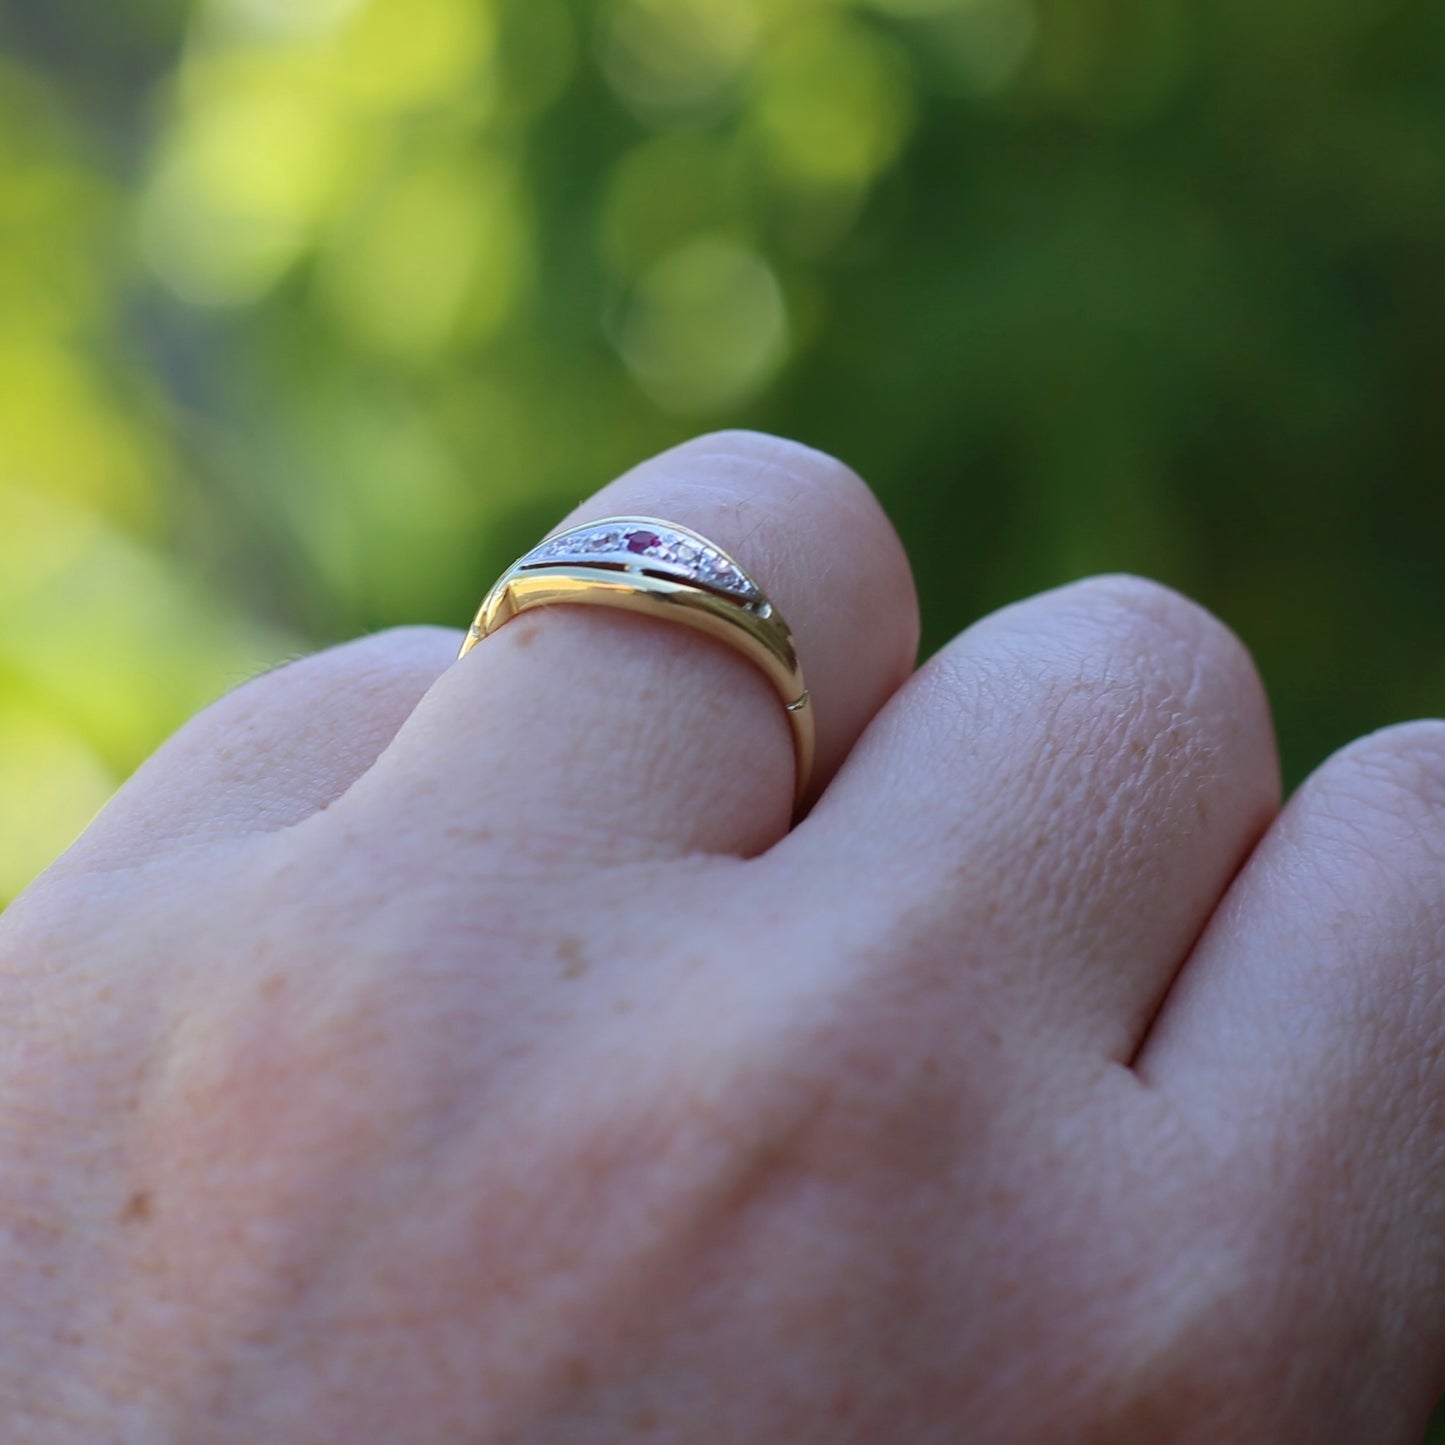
left=2, top=0, right=1445, bottom=924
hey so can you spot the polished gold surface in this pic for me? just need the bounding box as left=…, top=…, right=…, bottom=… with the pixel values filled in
left=459, top=517, right=814, bottom=802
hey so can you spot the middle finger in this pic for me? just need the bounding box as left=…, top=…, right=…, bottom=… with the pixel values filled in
left=784, top=576, right=1280, bottom=1061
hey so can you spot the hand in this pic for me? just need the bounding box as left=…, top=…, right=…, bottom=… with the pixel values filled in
left=4, top=431, right=1444, bottom=1443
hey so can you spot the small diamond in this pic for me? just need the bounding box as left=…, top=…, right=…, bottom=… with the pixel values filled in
left=526, top=526, right=761, bottom=599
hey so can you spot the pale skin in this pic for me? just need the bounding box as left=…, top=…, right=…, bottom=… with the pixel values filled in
left=4, top=431, right=1445, bottom=1442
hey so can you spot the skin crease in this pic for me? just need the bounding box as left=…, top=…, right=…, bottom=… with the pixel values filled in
left=2, top=431, right=1445, bottom=1442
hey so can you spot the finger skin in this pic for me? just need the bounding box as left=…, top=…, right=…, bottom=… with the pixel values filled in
left=10, top=559, right=1439, bottom=1442
left=1138, top=720, right=1445, bottom=1431
left=54, top=627, right=459, bottom=872
left=781, top=575, right=1281, bottom=1060
left=345, top=431, right=920, bottom=862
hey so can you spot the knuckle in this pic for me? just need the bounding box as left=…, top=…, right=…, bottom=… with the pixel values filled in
left=0, top=862, right=138, bottom=967
left=357, top=623, right=461, bottom=655
left=294, top=626, right=455, bottom=687
left=1046, top=577, right=1267, bottom=778
left=686, top=427, right=853, bottom=479
left=658, top=430, right=916, bottom=673
left=680, top=429, right=878, bottom=514
left=223, top=627, right=454, bottom=719
left=1291, top=721, right=1445, bottom=878
left=1060, top=574, right=1259, bottom=692
left=909, top=575, right=1280, bottom=925
left=943, top=575, right=1271, bottom=794
left=1315, top=720, right=1445, bottom=816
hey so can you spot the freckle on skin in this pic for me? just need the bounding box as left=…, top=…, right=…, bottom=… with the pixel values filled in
left=260, top=974, right=287, bottom=1000
left=559, top=936, right=589, bottom=980
left=562, top=1356, right=592, bottom=1393
left=121, top=1191, right=153, bottom=1225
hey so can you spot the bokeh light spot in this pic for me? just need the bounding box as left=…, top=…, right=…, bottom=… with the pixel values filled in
left=618, top=236, right=789, bottom=414
left=335, top=0, right=495, bottom=111
left=750, top=16, right=914, bottom=190
left=925, top=0, right=1038, bottom=95
left=601, top=0, right=761, bottom=114
left=0, top=346, right=163, bottom=527
left=321, top=153, right=529, bottom=360
left=140, top=69, right=352, bottom=304
left=212, top=0, right=365, bottom=41
left=599, top=131, right=748, bottom=279
left=0, top=489, right=287, bottom=754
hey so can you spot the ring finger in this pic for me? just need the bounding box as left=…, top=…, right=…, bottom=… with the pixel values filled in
left=339, top=431, right=920, bottom=864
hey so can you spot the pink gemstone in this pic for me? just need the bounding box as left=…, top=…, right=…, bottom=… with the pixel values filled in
left=625, top=529, right=660, bottom=555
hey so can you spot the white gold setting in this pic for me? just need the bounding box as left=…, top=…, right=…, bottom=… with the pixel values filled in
left=460, top=511, right=813, bottom=802
left=521, top=520, right=764, bottom=604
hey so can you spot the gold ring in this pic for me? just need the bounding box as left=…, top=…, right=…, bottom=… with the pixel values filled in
left=459, top=516, right=814, bottom=802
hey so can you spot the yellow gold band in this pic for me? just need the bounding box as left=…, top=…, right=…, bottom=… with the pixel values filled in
left=458, top=517, right=813, bottom=803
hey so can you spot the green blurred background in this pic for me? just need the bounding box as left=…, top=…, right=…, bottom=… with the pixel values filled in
left=3, top=0, right=1445, bottom=1429
left=3, top=0, right=1445, bottom=903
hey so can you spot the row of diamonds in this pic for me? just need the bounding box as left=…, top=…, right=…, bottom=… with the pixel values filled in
left=524, top=524, right=759, bottom=599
